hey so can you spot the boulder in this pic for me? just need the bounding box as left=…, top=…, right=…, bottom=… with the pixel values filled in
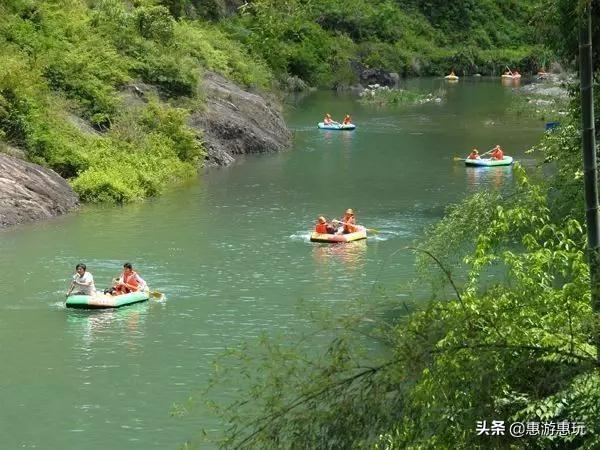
left=0, top=153, right=78, bottom=229
left=190, top=72, right=292, bottom=167
left=359, top=68, right=398, bottom=87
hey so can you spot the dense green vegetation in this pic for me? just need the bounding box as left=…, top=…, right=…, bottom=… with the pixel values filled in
left=0, top=0, right=270, bottom=203
left=218, top=0, right=551, bottom=87
left=0, top=0, right=556, bottom=204
left=197, top=2, right=600, bottom=449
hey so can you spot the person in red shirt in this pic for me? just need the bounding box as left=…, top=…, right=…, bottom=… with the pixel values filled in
left=467, top=148, right=480, bottom=160
left=107, top=262, right=147, bottom=295
left=490, top=145, right=504, bottom=160
left=315, top=216, right=335, bottom=234
left=342, top=114, right=352, bottom=125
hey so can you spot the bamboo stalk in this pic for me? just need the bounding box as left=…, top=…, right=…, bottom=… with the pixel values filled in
left=578, top=0, right=600, bottom=364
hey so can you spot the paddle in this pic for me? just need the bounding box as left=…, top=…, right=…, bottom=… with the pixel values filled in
left=332, top=220, right=379, bottom=234
left=454, top=147, right=496, bottom=161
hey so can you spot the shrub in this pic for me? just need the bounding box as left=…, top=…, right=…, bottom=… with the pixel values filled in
left=134, top=5, right=174, bottom=43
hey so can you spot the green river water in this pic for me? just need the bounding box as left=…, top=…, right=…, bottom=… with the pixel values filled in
left=0, top=78, right=545, bottom=449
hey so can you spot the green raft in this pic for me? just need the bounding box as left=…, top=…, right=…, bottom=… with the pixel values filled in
left=66, top=291, right=149, bottom=309
left=464, top=156, right=513, bottom=167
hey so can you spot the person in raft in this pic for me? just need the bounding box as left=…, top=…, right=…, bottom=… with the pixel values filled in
left=342, top=114, right=352, bottom=125
left=105, top=262, right=147, bottom=295
left=490, top=145, right=505, bottom=160
left=315, top=216, right=336, bottom=234
left=333, top=208, right=358, bottom=234
left=323, top=113, right=340, bottom=126
left=467, top=148, right=480, bottom=160
left=66, top=263, right=96, bottom=297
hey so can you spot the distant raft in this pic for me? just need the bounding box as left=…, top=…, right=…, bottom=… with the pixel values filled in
left=318, top=122, right=356, bottom=130
left=444, top=74, right=459, bottom=81
left=465, top=156, right=514, bottom=167
left=310, top=226, right=367, bottom=243
left=66, top=291, right=150, bottom=309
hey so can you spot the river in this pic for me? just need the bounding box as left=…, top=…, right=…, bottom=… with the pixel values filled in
left=0, top=78, right=544, bottom=449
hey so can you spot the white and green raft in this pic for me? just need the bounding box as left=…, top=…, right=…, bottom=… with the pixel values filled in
left=317, top=122, right=356, bottom=130
left=66, top=291, right=150, bottom=309
left=464, top=156, right=514, bottom=167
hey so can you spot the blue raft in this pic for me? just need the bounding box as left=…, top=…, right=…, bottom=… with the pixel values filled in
left=317, top=122, right=356, bottom=130
left=66, top=291, right=150, bottom=309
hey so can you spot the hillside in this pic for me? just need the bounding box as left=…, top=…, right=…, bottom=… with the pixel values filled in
left=217, top=0, right=550, bottom=87
left=0, top=0, right=279, bottom=206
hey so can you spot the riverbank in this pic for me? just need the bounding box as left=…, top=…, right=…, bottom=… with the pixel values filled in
left=508, top=72, right=572, bottom=121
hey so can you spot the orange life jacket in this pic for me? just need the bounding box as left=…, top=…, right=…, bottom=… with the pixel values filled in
left=343, top=214, right=357, bottom=233
left=122, top=271, right=140, bottom=292
left=491, top=149, right=504, bottom=160
left=467, top=152, right=479, bottom=160
left=315, top=223, right=328, bottom=233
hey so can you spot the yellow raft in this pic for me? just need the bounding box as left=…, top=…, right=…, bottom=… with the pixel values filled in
left=310, top=226, right=367, bottom=243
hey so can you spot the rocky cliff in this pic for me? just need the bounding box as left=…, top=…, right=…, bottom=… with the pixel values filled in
left=0, top=153, right=79, bottom=229
left=190, top=72, right=292, bottom=167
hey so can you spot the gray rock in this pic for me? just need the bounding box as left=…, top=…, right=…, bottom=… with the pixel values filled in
left=521, top=82, right=569, bottom=98
left=190, top=72, right=291, bottom=167
left=0, top=153, right=79, bottom=229
left=0, top=142, right=26, bottom=159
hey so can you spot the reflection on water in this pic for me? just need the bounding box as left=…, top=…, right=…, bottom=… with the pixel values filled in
left=66, top=303, right=148, bottom=351
left=465, top=165, right=514, bottom=191
left=501, top=77, right=521, bottom=88
left=320, top=129, right=356, bottom=148
left=312, top=240, right=367, bottom=272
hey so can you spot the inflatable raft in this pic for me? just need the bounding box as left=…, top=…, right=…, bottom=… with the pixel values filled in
left=318, top=122, right=356, bottom=130
left=465, top=156, right=514, bottom=167
left=501, top=74, right=521, bottom=79
left=310, top=226, right=367, bottom=243
left=444, top=74, right=459, bottom=81
left=66, top=290, right=150, bottom=309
